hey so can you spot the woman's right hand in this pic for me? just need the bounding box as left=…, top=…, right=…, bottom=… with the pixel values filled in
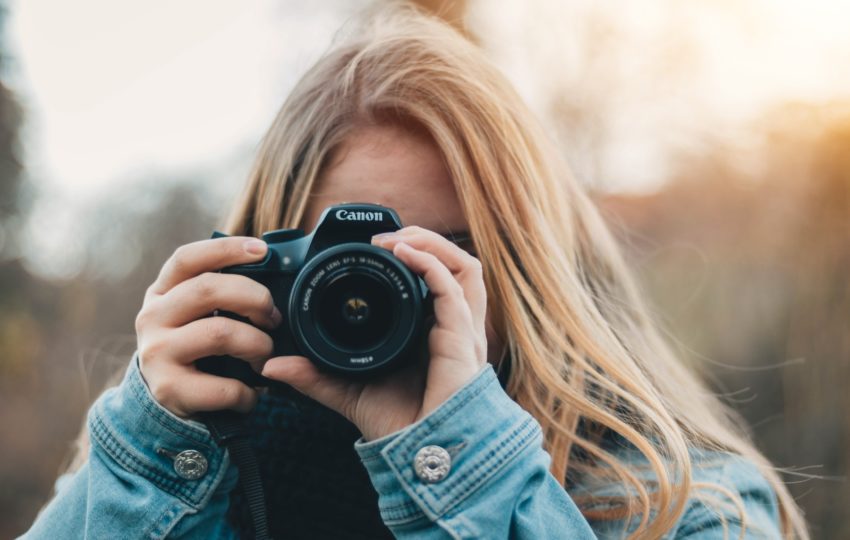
left=135, top=236, right=283, bottom=419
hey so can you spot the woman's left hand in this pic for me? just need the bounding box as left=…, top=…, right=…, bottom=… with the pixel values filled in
left=260, top=225, right=488, bottom=441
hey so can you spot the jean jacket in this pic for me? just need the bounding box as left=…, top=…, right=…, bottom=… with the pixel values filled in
left=22, top=355, right=783, bottom=539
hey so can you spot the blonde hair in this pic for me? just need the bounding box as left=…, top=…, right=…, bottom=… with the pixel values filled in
left=224, top=3, right=807, bottom=539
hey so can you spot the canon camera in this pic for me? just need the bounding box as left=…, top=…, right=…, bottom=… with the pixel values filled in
left=196, top=203, right=435, bottom=386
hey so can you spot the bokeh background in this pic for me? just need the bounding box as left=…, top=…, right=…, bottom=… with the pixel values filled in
left=1, top=0, right=847, bottom=537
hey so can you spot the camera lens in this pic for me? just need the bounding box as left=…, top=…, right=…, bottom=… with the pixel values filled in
left=315, top=270, right=397, bottom=352
left=289, top=243, right=429, bottom=375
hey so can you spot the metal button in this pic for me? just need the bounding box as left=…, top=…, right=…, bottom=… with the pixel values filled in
left=414, top=445, right=451, bottom=483
left=173, top=449, right=208, bottom=480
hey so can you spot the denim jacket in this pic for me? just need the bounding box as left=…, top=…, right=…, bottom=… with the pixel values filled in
left=22, top=355, right=783, bottom=539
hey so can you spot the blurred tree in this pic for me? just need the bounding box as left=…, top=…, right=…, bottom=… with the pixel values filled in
left=0, top=0, right=36, bottom=377
left=2, top=177, right=220, bottom=537
left=595, top=101, right=850, bottom=537
left=0, top=3, right=22, bottom=239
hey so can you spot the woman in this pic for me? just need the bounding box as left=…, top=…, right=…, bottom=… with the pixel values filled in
left=24, top=4, right=808, bottom=539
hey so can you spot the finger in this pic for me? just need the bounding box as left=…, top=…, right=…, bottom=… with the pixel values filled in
left=159, top=272, right=282, bottom=330
left=373, top=227, right=487, bottom=335
left=144, top=317, right=275, bottom=372
left=372, top=225, right=474, bottom=274
left=162, top=369, right=259, bottom=416
left=261, top=356, right=356, bottom=418
left=392, top=242, right=474, bottom=334
left=150, top=236, right=269, bottom=295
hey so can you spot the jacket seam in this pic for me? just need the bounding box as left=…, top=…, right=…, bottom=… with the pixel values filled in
left=413, top=415, right=542, bottom=518
left=146, top=502, right=190, bottom=539
left=380, top=499, right=429, bottom=524
left=89, top=409, right=212, bottom=508
left=441, top=416, right=541, bottom=504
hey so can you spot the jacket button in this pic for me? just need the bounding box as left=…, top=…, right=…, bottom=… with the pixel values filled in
left=173, top=449, right=208, bottom=480
left=414, top=445, right=451, bottom=483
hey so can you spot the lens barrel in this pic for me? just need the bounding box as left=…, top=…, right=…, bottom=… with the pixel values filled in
left=289, top=243, right=425, bottom=374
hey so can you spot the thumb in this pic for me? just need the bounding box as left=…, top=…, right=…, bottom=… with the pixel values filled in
left=261, top=356, right=356, bottom=418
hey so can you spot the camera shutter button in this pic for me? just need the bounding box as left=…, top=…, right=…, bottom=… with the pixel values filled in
left=414, top=445, right=451, bottom=483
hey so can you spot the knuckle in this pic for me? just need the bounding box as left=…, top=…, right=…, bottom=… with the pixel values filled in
left=170, top=245, right=191, bottom=273
left=150, top=377, right=177, bottom=408
left=134, top=308, right=150, bottom=334
left=144, top=282, right=158, bottom=300
left=216, top=382, right=242, bottom=407
left=255, top=286, right=275, bottom=314
left=263, top=334, right=275, bottom=356
left=253, top=331, right=274, bottom=357
left=135, top=299, right=163, bottom=333
left=245, top=330, right=274, bottom=360
left=192, top=272, right=217, bottom=300
left=138, top=336, right=166, bottom=363
left=204, top=317, right=232, bottom=347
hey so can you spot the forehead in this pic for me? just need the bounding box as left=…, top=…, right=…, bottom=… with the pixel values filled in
left=300, top=124, right=467, bottom=234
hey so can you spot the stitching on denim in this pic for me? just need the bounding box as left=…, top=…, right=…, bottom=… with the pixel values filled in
left=146, top=503, right=185, bottom=539
left=436, top=516, right=465, bottom=540
left=359, top=452, right=383, bottom=464
left=89, top=410, right=213, bottom=508
left=441, top=415, right=538, bottom=493
left=444, top=417, right=540, bottom=499
left=90, top=413, right=194, bottom=501
left=418, top=416, right=541, bottom=516
left=380, top=498, right=425, bottom=523
left=384, top=514, right=435, bottom=531
left=380, top=369, right=499, bottom=520
left=440, top=513, right=476, bottom=540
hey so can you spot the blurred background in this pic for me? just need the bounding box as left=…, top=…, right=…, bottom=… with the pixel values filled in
left=0, top=0, right=847, bottom=537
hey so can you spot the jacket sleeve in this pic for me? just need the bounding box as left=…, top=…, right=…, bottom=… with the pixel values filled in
left=672, top=453, right=784, bottom=539
left=21, top=354, right=239, bottom=539
left=353, top=363, right=599, bottom=539
left=353, top=364, right=786, bottom=540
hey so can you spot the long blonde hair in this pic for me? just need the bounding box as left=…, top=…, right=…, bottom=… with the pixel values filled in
left=224, top=4, right=807, bottom=539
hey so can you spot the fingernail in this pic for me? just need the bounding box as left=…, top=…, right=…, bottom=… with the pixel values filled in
left=261, top=358, right=282, bottom=376
left=372, top=232, right=396, bottom=243
left=244, top=239, right=267, bottom=255
left=270, top=306, right=283, bottom=327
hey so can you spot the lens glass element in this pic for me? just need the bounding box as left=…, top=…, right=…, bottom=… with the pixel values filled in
left=315, top=271, right=396, bottom=352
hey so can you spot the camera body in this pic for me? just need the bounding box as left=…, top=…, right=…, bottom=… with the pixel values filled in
left=196, top=203, right=434, bottom=386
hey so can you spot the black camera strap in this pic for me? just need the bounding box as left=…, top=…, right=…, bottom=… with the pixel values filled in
left=202, top=410, right=271, bottom=540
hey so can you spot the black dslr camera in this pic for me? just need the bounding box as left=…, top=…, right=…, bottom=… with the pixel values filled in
left=196, top=203, right=435, bottom=386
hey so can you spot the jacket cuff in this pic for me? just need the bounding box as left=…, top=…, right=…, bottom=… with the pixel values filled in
left=87, top=353, right=235, bottom=509
left=354, top=363, right=543, bottom=525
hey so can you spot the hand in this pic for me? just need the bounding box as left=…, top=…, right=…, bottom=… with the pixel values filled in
left=135, top=237, right=283, bottom=419
left=261, top=225, right=489, bottom=441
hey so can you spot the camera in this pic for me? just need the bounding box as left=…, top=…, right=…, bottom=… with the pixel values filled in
left=196, top=203, right=435, bottom=386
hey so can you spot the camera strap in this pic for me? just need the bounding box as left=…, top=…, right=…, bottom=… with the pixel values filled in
left=202, top=410, right=271, bottom=540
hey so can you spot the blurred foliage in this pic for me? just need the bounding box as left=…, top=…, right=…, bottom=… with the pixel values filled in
left=594, top=101, right=850, bottom=537
left=0, top=4, right=22, bottom=248
left=0, top=179, right=220, bottom=537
